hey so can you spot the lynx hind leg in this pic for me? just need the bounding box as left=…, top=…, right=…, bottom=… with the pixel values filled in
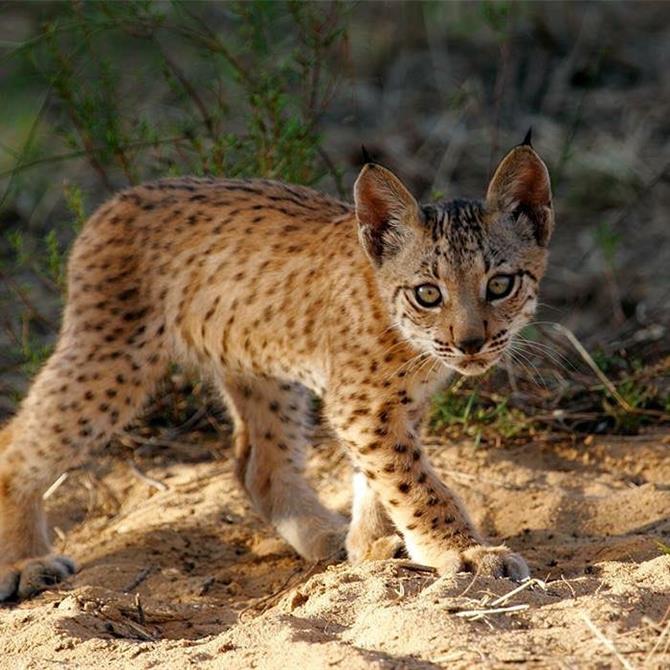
left=221, top=377, right=346, bottom=561
left=346, top=471, right=404, bottom=563
left=0, top=323, right=167, bottom=600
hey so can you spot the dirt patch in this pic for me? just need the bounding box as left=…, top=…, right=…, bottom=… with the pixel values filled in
left=1, top=428, right=669, bottom=669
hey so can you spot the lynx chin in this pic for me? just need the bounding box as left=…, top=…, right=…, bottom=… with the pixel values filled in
left=0, top=136, right=553, bottom=601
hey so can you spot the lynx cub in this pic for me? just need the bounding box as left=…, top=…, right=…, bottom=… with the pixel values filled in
left=0, top=137, right=553, bottom=600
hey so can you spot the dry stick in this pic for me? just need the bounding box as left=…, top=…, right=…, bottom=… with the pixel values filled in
left=550, top=322, right=668, bottom=419
left=488, top=578, right=546, bottom=608
left=559, top=574, right=576, bottom=599
left=455, top=603, right=529, bottom=619
left=124, top=567, right=152, bottom=593
left=453, top=578, right=544, bottom=622
left=42, top=472, right=69, bottom=501
left=645, top=605, right=670, bottom=665
left=120, top=617, right=155, bottom=642
left=647, top=619, right=670, bottom=665
left=120, top=429, right=200, bottom=452
left=127, top=459, right=168, bottom=492
left=551, top=323, right=632, bottom=411
left=134, top=593, right=146, bottom=626
left=398, top=561, right=437, bottom=575
left=580, top=612, right=635, bottom=670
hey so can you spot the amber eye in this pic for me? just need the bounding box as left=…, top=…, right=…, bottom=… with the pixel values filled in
left=414, top=284, right=442, bottom=308
left=486, top=274, right=515, bottom=301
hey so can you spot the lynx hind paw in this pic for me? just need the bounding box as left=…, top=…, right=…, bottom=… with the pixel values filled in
left=438, top=545, right=530, bottom=582
left=0, top=555, right=77, bottom=602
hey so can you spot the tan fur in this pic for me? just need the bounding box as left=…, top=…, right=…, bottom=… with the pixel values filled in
left=0, top=143, right=553, bottom=600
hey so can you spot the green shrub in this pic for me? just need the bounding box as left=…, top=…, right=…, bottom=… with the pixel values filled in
left=0, top=1, right=348, bottom=405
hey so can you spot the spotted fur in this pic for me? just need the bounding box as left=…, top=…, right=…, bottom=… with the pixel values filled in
left=0, top=142, right=552, bottom=600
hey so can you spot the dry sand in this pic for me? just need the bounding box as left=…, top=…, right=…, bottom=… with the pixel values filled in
left=1, top=427, right=669, bottom=669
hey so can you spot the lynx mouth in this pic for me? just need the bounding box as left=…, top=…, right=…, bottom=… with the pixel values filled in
left=447, top=355, right=499, bottom=377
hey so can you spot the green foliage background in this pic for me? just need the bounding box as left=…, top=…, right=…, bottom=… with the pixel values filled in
left=1, top=0, right=668, bottom=437
left=1, top=0, right=346, bottom=400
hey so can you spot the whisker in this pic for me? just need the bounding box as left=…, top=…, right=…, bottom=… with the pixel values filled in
left=412, top=352, right=440, bottom=381
left=506, top=346, right=548, bottom=390
left=385, top=351, right=431, bottom=382
left=513, top=337, right=576, bottom=374
left=514, top=339, right=570, bottom=369
left=505, top=350, right=540, bottom=389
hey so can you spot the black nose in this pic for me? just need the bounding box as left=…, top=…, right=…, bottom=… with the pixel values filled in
left=457, top=337, right=485, bottom=355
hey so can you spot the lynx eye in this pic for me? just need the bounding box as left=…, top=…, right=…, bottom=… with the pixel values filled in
left=486, top=274, right=515, bottom=301
left=414, top=284, right=442, bottom=308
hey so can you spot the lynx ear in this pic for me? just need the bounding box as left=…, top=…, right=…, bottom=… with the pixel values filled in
left=354, top=163, right=420, bottom=265
left=486, top=144, right=554, bottom=246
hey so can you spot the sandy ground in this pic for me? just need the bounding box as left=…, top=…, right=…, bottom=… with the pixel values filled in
left=1, top=425, right=669, bottom=669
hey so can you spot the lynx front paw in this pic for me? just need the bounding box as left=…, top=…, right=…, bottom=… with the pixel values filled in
left=0, top=555, right=77, bottom=602
left=438, top=545, right=530, bottom=581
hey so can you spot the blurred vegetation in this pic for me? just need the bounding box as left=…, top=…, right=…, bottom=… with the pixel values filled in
left=1, top=0, right=347, bottom=403
left=431, top=326, right=670, bottom=444
left=0, top=1, right=668, bottom=440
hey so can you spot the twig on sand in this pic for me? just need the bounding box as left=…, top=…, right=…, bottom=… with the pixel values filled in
left=580, top=611, right=634, bottom=670
left=455, top=603, right=529, bottom=620
left=238, top=561, right=322, bottom=621
left=126, top=459, right=169, bottom=492
left=489, top=578, right=546, bottom=608
left=119, top=617, right=156, bottom=642
left=645, top=605, right=670, bottom=666
left=42, top=472, right=69, bottom=500
left=397, top=561, right=437, bottom=575
left=452, top=578, right=545, bottom=622
left=458, top=571, right=480, bottom=598
left=559, top=574, right=576, bottom=599
left=134, top=593, right=146, bottom=626
left=124, top=566, right=153, bottom=593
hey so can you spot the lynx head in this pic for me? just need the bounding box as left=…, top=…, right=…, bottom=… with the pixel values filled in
left=354, top=138, right=553, bottom=377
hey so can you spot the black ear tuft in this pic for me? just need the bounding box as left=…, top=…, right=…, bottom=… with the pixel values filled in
left=521, top=127, right=533, bottom=147
left=361, top=145, right=373, bottom=165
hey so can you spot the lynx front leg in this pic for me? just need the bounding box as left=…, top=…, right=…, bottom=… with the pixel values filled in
left=220, top=377, right=346, bottom=561
left=326, top=384, right=529, bottom=580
